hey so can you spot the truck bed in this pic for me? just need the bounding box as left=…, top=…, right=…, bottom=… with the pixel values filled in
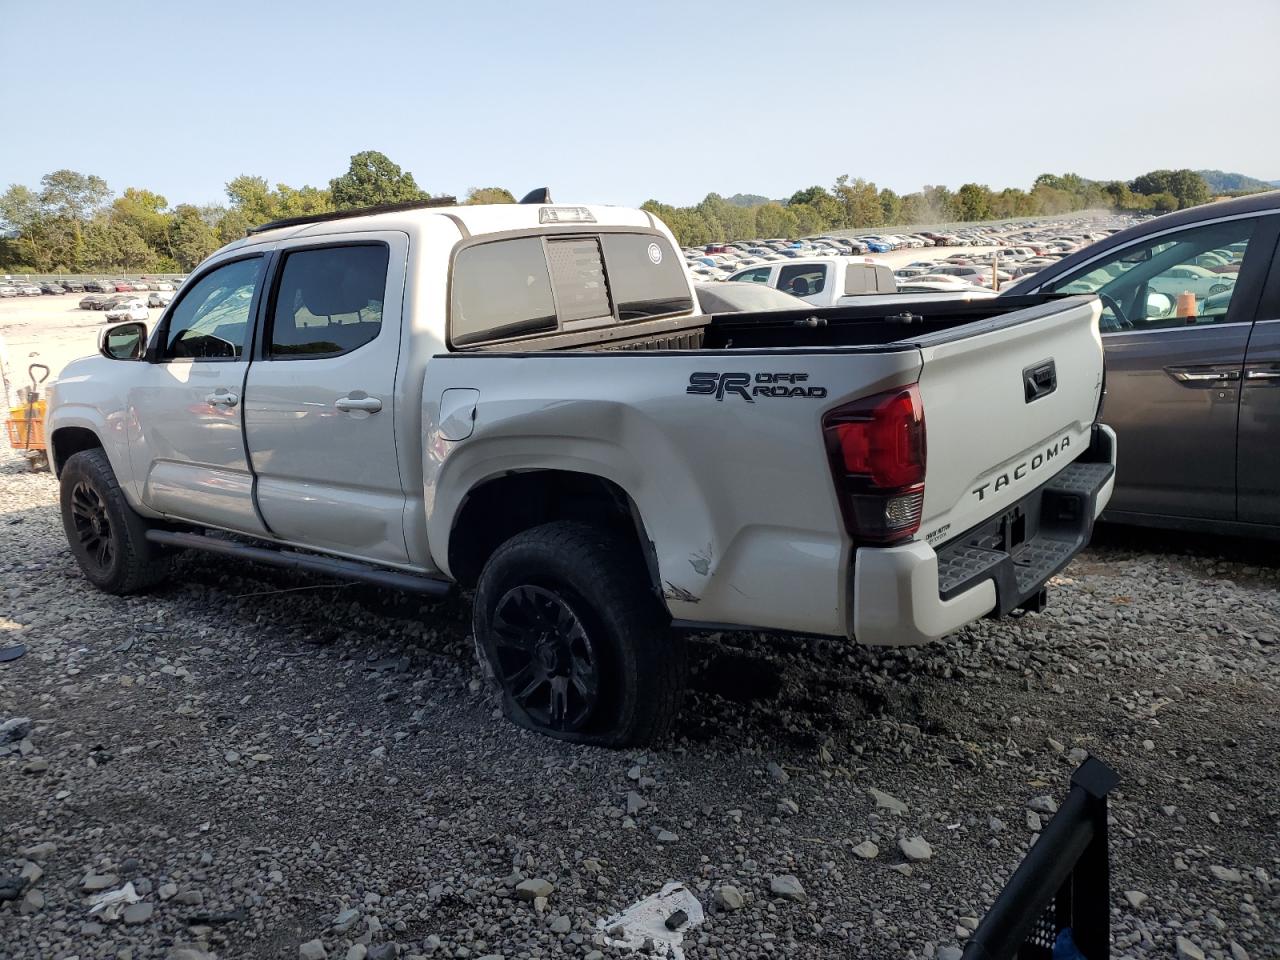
left=455, top=292, right=1080, bottom=353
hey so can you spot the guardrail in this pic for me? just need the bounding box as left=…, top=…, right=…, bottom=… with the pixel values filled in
left=963, top=756, right=1120, bottom=960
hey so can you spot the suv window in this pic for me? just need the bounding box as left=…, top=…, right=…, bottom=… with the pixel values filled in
left=1044, top=219, right=1255, bottom=331
left=268, top=244, right=389, bottom=357
left=451, top=233, right=692, bottom=346
left=777, top=264, right=826, bottom=297
left=165, top=257, right=261, bottom=360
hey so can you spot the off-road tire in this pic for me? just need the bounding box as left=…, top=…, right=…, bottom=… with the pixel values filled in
left=60, top=448, right=170, bottom=594
left=473, top=521, right=686, bottom=747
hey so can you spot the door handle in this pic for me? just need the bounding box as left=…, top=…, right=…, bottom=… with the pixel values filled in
left=1245, top=368, right=1280, bottom=381
left=205, top=391, right=239, bottom=407
left=334, top=395, right=383, bottom=413
left=1165, top=366, right=1241, bottom=386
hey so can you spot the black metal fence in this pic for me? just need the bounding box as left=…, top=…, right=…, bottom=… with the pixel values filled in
left=963, top=756, right=1120, bottom=960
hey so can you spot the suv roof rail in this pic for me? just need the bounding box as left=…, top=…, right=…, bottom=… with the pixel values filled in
left=247, top=196, right=459, bottom=235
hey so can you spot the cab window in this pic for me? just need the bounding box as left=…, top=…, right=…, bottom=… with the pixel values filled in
left=777, top=264, right=826, bottom=297
left=165, top=257, right=262, bottom=360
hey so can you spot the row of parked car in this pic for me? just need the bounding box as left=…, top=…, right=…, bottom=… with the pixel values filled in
left=0, top=276, right=184, bottom=298
left=682, top=214, right=1147, bottom=284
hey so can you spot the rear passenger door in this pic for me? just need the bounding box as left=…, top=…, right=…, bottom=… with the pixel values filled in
left=1238, top=246, right=1280, bottom=525
left=243, top=234, right=411, bottom=564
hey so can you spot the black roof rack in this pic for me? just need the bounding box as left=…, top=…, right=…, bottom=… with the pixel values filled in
left=247, top=196, right=459, bottom=235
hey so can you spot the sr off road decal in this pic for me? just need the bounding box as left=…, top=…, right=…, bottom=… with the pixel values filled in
left=687, top=372, right=828, bottom=402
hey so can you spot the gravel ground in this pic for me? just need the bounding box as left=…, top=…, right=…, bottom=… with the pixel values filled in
left=1, top=448, right=1277, bottom=960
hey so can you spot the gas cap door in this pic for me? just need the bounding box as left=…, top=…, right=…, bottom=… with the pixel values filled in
left=439, top=388, right=479, bottom=441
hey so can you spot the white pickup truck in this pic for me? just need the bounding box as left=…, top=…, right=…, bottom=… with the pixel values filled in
left=46, top=198, right=1115, bottom=746
left=727, top=255, right=997, bottom=308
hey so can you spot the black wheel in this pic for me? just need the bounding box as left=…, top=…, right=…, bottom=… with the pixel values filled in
left=473, top=521, right=686, bottom=747
left=60, top=449, right=170, bottom=594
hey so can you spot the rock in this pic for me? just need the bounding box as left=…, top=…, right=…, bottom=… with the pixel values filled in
left=174, top=889, right=205, bottom=906
left=19, top=862, right=42, bottom=884
left=346, top=947, right=368, bottom=960
left=0, top=876, right=24, bottom=901
left=18, top=841, right=55, bottom=860
left=1176, top=936, right=1206, bottom=960
left=1046, top=737, right=1065, bottom=753
left=21, top=758, right=49, bottom=774
left=898, top=836, right=933, bottom=862
left=585, top=953, right=604, bottom=960
left=1209, top=865, right=1242, bottom=883
left=938, top=947, right=963, bottom=960
left=889, top=864, right=913, bottom=876
left=82, top=873, right=119, bottom=893
left=776, top=798, right=800, bottom=816
left=549, top=915, right=571, bottom=934
left=769, top=874, right=806, bottom=902
left=626, top=791, right=646, bottom=815
left=766, top=761, right=789, bottom=785
left=515, top=878, right=553, bottom=901
left=656, top=830, right=679, bottom=843
left=851, top=840, right=879, bottom=859
left=1067, top=747, right=1089, bottom=765
left=1123, top=890, right=1148, bottom=909
left=158, top=882, right=178, bottom=901
left=988, top=816, right=1006, bottom=833
left=366, top=946, right=396, bottom=960
left=1027, top=795, right=1058, bottom=814
left=19, top=888, right=44, bottom=914
left=868, top=788, right=907, bottom=815
left=333, top=906, right=361, bottom=931
left=1026, top=811, right=1043, bottom=832
left=0, top=717, right=32, bottom=743
left=168, top=947, right=216, bottom=960
left=300, top=939, right=328, bottom=960
left=715, top=884, right=744, bottom=910
left=1229, top=942, right=1250, bottom=960
left=957, top=917, right=978, bottom=931
left=123, top=902, right=155, bottom=925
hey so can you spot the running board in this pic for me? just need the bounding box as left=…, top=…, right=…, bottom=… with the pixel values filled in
left=144, top=530, right=452, bottom=597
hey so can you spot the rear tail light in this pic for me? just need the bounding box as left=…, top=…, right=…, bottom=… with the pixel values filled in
left=822, top=384, right=926, bottom=544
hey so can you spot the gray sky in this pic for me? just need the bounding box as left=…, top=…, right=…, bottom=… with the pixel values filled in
left=2, top=0, right=1277, bottom=207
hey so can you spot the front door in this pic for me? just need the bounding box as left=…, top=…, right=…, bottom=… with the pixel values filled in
left=1040, top=215, right=1275, bottom=521
left=242, top=233, right=410, bottom=565
left=128, top=254, right=267, bottom=535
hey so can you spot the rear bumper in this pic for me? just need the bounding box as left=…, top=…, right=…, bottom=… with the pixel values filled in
left=851, top=423, right=1116, bottom=646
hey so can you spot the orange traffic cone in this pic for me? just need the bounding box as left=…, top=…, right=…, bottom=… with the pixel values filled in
left=1176, top=290, right=1197, bottom=322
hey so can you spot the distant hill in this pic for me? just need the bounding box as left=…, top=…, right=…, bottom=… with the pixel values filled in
left=1196, top=169, right=1275, bottom=193
left=725, top=193, right=772, bottom=208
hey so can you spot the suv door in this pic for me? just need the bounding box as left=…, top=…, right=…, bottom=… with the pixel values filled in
left=1038, top=215, right=1278, bottom=522
left=1238, top=248, right=1280, bottom=525
left=243, top=233, right=410, bottom=565
left=128, top=254, right=266, bottom=533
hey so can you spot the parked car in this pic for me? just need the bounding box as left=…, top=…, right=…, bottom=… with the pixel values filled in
left=84, top=280, right=115, bottom=293
left=16, top=281, right=41, bottom=296
left=112, top=280, right=135, bottom=293
left=39, top=281, right=67, bottom=295
left=0, top=285, right=16, bottom=298
left=130, top=280, right=150, bottom=292
left=103, top=298, right=149, bottom=321
left=1003, top=190, right=1280, bottom=536
left=61, top=279, right=86, bottom=293
left=80, top=294, right=110, bottom=310
left=48, top=199, right=1113, bottom=746
left=147, top=290, right=174, bottom=308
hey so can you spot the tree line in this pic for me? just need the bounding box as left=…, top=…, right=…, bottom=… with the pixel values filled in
left=0, top=152, right=1222, bottom=273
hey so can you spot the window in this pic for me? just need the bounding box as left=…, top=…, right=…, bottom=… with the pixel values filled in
left=1044, top=219, right=1256, bottom=331
left=777, top=264, right=826, bottom=297
left=731, top=267, right=772, bottom=284
left=600, top=234, right=692, bottom=320
left=269, top=245, right=389, bottom=357
left=165, top=257, right=261, bottom=360
left=546, top=237, right=612, bottom=326
left=451, top=232, right=693, bottom=347
left=452, top=238, right=556, bottom=346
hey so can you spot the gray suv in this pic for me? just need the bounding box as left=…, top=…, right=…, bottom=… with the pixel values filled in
left=1004, top=191, right=1280, bottom=538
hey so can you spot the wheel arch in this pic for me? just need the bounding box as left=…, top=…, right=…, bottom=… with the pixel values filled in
left=445, top=469, right=663, bottom=601
left=50, top=424, right=105, bottom=476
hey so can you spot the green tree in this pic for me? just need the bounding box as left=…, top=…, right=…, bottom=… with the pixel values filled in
left=168, top=204, right=220, bottom=270
left=39, top=169, right=110, bottom=221
left=1130, top=169, right=1209, bottom=210
left=787, top=185, right=842, bottom=226
left=111, top=188, right=171, bottom=252
left=832, top=175, right=883, bottom=228
left=754, top=202, right=799, bottom=238
left=465, top=187, right=515, bottom=204
left=329, top=150, right=428, bottom=210
left=878, top=187, right=902, bottom=225
left=953, top=183, right=993, bottom=221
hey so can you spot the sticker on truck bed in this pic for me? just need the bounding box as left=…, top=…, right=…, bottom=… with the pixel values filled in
left=687, top=372, right=828, bottom=401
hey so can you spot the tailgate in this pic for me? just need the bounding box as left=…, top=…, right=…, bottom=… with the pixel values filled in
left=908, top=295, right=1105, bottom=546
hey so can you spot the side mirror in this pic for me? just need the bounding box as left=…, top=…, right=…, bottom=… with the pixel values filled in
left=1145, top=292, right=1174, bottom=319
left=99, top=321, right=147, bottom=360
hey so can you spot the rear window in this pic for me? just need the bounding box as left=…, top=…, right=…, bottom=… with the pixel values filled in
left=450, top=232, right=690, bottom=347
